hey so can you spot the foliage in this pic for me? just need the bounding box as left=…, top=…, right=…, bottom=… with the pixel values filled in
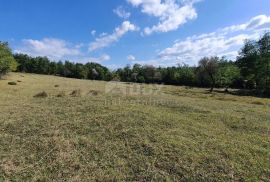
left=14, top=54, right=110, bottom=81
left=0, top=42, right=17, bottom=78
left=216, top=59, right=240, bottom=90
left=236, top=32, right=270, bottom=92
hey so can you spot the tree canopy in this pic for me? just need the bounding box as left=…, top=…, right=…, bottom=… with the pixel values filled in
left=0, top=42, right=17, bottom=78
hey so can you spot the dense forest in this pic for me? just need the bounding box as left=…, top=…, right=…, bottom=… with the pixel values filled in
left=1, top=32, right=270, bottom=95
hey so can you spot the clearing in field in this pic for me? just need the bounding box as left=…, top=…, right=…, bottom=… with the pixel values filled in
left=0, top=73, right=270, bottom=181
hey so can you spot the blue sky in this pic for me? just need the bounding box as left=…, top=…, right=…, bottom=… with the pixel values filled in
left=1, top=0, right=270, bottom=69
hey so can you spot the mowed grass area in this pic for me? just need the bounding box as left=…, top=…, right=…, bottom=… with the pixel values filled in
left=0, top=73, right=270, bottom=181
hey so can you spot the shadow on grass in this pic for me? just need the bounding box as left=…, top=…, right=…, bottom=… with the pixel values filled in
left=208, top=89, right=270, bottom=98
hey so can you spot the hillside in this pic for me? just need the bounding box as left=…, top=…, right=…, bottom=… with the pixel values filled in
left=0, top=73, right=270, bottom=181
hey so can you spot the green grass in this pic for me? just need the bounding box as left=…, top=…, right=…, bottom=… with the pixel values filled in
left=0, top=73, right=270, bottom=181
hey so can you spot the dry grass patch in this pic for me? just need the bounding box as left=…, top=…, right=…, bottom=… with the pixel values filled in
left=251, top=101, right=265, bottom=105
left=0, top=73, right=270, bottom=181
left=56, top=91, right=66, bottom=97
left=70, top=89, right=81, bottom=97
left=33, top=91, right=48, bottom=98
left=88, top=90, right=101, bottom=96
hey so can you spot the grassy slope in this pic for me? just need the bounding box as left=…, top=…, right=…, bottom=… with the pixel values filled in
left=0, top=73, right=270, bottom=181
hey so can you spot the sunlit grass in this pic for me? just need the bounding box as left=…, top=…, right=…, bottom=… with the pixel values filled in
left=0, top=73, right=269, bottom=181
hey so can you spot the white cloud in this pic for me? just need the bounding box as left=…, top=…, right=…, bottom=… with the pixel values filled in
left=136, top=15, right=270, bottom=66
left=127, top=0, right=200, bottom=35
left=127, top=55, right=136, bottom=61
left=15, top=38, right=81, bottom=60
left=15, top=38, right=111, bottom=64
left=63, top=54, right=111, bottom=64
left=99, top=32, right=108, bottom=37
left=91, top=30, right=96, bottom=36
left=89, top=21, right=139, bottom=51
left=89, top=54, right=111, bottom=63
left=158, top=33, right=259, bottom=65
left=113, top=6, right=131, bottom=19
left=222, top=15, right=270, bottom=33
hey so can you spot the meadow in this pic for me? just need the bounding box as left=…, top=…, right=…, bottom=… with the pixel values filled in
left=0, top=73, right=270, bottom=181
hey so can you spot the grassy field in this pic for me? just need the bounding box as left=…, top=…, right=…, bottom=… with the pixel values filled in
left=0, top=73, right=270, bottom=181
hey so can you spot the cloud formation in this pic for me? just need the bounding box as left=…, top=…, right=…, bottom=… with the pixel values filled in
left=89, top=54, right=111, bottom=63
left=89, top=21, right=139, bottom=51
left=222, top=15, right=270, bottom=33
left=127, top=55, right=136, bottom=61
left=91, top=30, right=96, bottom=36
left=127, top=0, right=200, bottom=35
left=139, top=15, right=270, bottom=66
left=15, top=38, right=81, bottom=60
left=113, top=6, right=131, bottom=19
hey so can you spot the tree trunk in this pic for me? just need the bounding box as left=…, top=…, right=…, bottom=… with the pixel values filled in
left=210, top=74, right=215, bottom=92
left=210, top=85, right=214, bottom=92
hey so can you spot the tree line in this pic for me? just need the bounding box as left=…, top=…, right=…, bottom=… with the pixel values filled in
left=0, top=32, right=269, bottom=95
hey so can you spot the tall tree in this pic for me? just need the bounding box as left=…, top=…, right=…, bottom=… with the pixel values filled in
left=257, top=32, right=270, bottom=89
left=236, top=40, right=258, bottom=88
left=199, top=57, right=219, bottom=92
left=216, top=60, right=240, bottom=92
left=0, top=42, right=17, bottom=79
